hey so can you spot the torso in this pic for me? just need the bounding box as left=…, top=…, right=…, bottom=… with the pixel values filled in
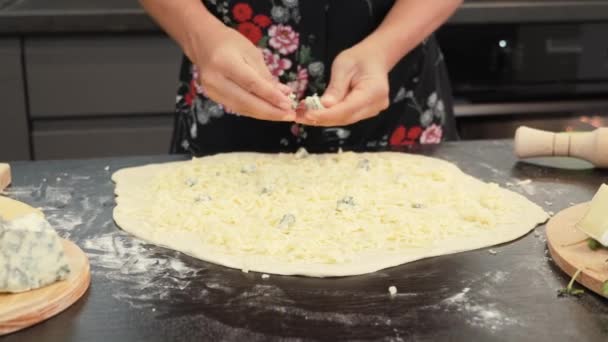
left=172, top=0, right=457, bottom=155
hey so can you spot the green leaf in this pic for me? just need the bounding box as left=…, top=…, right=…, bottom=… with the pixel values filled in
left=558, top=269, right=585, bottom=298
left=588, top=238, right=602, bottom=251
left=298, top=46, right=312, bottom=65
left=258, top=36, right=269, bottom=48
left=286, top=72, right=297, bottom=82
left=602, top=281, right=608, bottom=296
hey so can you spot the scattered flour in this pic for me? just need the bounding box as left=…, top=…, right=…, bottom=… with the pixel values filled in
left=83, top=228, right=200, bottom=307
left=442, top=286, right=519, bottom=331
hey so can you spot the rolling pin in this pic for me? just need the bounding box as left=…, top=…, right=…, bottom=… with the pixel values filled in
left=514, top=126, right=608, bottom=168
left=0, top=163, right=10, bottom=191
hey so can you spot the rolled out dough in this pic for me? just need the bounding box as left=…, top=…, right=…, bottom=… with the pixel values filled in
left=112, top=151, right=548, bottom=277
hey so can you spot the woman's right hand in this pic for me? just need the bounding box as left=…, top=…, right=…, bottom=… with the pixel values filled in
left=186, top=24, right=296, bottom=121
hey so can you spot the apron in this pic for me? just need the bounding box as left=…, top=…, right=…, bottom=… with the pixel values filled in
left=171, top=0, right=457, bottom=155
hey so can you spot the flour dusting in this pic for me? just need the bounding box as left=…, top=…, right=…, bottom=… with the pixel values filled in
left=83, top=228, right=200, bottom=307
left=442, top=286, right=519, bottom=331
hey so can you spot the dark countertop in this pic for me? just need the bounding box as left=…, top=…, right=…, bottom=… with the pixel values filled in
left=2, top=140, right=608, bottom=341
left=1, top=0, right=608, bottom=35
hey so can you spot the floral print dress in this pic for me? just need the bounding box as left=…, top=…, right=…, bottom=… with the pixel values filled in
left=172, top=0, right=458, bottom=155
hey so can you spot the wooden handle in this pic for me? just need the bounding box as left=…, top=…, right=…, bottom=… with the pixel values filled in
left=514, top=126, right=563, bottom=158
left=0, top=164, right=10, bottom=192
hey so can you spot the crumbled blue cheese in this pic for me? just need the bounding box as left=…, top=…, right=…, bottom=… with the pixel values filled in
left=260, top=185, right=274, bottom=195
left=194, top=194, right=212, bottom=203
left=278, top=214, right=296, bottom=229
left=241, top=164, right=256, bottom=174
left=303, top=94, right=325, bottom=110
left=357, top=159, right=371, bottom=171
left=0, top=213, right=71, bottom=293
left=289, top=93, right=298, bottom=110
left=295, top=147, right=309, bottom=159
left=336, top=196, right=356, bottom=212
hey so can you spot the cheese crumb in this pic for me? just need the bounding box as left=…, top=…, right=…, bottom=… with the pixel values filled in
left=516, top=179, right=532, bottom=186
left=388, top=286, right=398, bottom=296
left=261, top=274, right=270, bottom=279
left=488, top=249, right=498, bottom=255
left=104, top=165, right=110, bottom=171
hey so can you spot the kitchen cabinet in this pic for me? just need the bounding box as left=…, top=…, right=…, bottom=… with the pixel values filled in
left=31, top=116, right=173, bottom=160
left=25, top=35, right=181, bottom=118
left=0, top=38, right=30, bottom=161
left=24, top=35, right=182, bottom=159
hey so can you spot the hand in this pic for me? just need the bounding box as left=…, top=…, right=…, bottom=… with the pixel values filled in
left=296, top=45, right=390, bottom=126
left=188, top=24, right=295, bottom=121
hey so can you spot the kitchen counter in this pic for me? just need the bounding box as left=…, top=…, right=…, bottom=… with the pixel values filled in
left=2, top=140, right=608, bottom=341
left=1, top=0, right=608, bottom=34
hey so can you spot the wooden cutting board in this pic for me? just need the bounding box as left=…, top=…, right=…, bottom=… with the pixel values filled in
left=0, top=197, right=91, bottom=336
left=546, top=202, right=608, bottom=298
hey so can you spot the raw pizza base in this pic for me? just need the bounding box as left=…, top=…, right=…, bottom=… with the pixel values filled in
left=112, top=152, right=548, bottom=277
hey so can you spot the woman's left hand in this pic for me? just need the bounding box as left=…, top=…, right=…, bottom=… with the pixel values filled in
left=295, top=45, right=390, bottom=127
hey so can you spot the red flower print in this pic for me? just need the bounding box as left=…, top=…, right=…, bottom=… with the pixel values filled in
left=253, top=14, right=272, bottom=28
left=232, top=3, right=253, bottom=22
left=238, top=22, right=263, bottom=45
left=261, top=48, right=292, bottom=77
left=390, top=125, right=423, bottom=146
left=420, top=124, right=443, bottom=144
left=287, top=66, right=309, bottom=100
left=291, top=123, right=300, bottom=137
left=268, top=25, right=299, bottom=55
left=184, top=90, right=194, bottom=106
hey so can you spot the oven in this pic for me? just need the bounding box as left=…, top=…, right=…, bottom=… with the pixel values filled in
left=437, top=20, right=608, bottom=138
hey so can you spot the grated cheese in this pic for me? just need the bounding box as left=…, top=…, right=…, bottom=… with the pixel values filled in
left=125, top=151, right=529, bottom=265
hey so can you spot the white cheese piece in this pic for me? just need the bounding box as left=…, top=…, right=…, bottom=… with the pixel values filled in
left=288, top=93, right=298, bottom=110
left=303, top=94, right=325, bottom=111
left=576, top=184, right=608, bottom=246
left=261, top=274, right=270, bottom=279
left=0, top=213, right=71, bottom=293
left=388, top=286, right=398, bottom=296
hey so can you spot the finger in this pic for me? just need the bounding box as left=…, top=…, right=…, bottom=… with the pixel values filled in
left=244, top=52, right=293, bottom=96
left=321, top=61, right=355, bottom=107
left=225, top=62, right=293, bottom=111
left=246, top=50, right=276, bottom=82
left=277, top=82, right=294, bottom=95
left=208, top=75, right=296, bottom=122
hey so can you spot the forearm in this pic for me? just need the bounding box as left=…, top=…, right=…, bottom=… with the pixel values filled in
left=359, top=0, right=462, bottom=71
left=139, top=0, right=225, bottom=60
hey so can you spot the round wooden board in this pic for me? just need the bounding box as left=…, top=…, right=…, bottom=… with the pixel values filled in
left=0, top=239, right=91, bottom=336
left=0, top=196, right=91, bottom=336
left=546, top=202, right=608, bottom=298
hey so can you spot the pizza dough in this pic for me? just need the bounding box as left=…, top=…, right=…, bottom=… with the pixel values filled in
left=112, top=151, right=548, bottom=277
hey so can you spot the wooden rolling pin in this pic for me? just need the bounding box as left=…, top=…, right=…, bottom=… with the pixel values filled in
left=0, top=163, right=10, bottom=192
left=514, top=126, right=608, bottom=168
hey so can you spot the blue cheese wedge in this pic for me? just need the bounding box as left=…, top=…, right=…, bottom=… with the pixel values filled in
left=576, top=184, right=608, bottom=246
left=0, top=213, right=70, bottom=293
